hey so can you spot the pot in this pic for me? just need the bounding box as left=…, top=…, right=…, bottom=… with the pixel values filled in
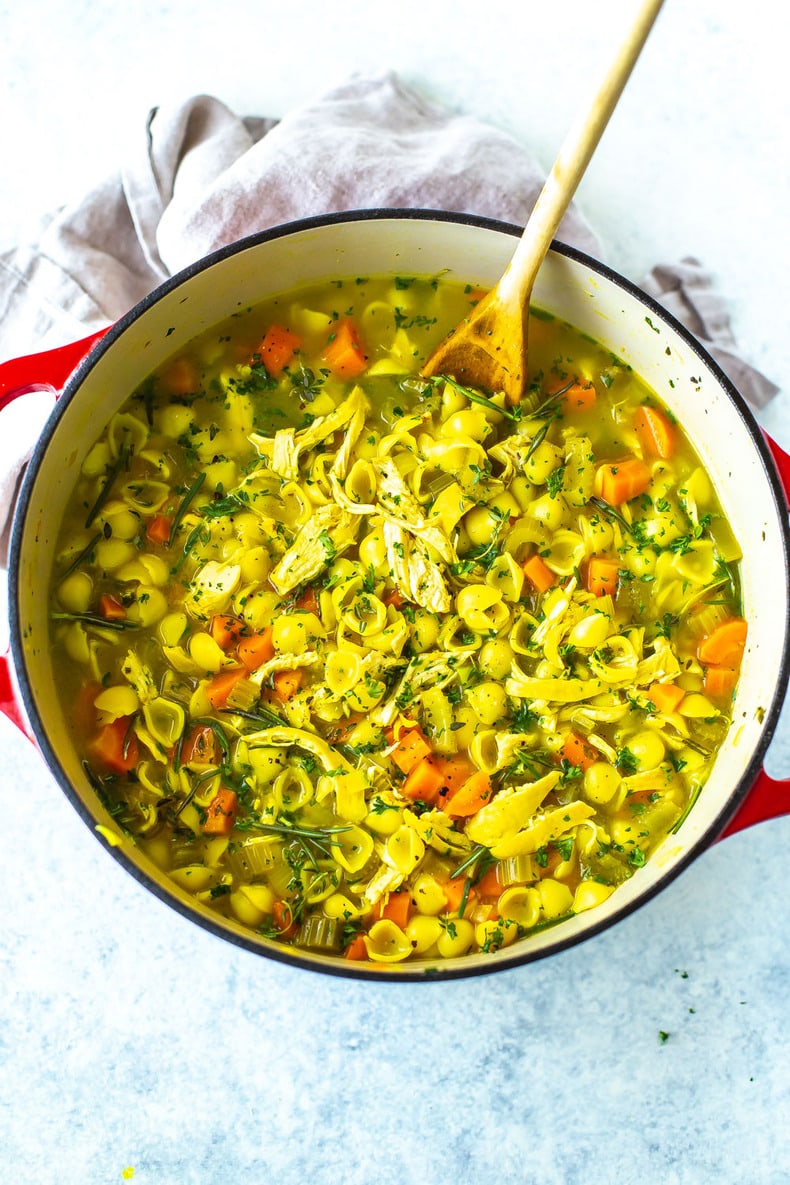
left=3, top=210, right=790, bottom=980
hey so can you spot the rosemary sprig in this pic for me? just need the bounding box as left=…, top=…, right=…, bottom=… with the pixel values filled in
left=433, top=375, right=521, bottom=421
left=171, top=521, right=210, bottom=574
left=451, top=843, right=496, bottom=882
left=84, top=442, right=130, bottom=528
left=169, top=471, right=207, bottom=547
left=525, top=378, right=576, bottom=420
left=50, top=611, right=139, bottom=632
left=589, top=496, right=638, bottom=536
left=220, top=704, right=287, bottom=730
left=58, top=530, right=103, bottom=582
left=190, top=716, right=232, bottom=769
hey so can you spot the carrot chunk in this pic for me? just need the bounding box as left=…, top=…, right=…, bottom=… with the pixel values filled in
left=402, top=756, right=445, bottom=806
left=560, top=730, right=598, bottom=772
left=271, top=900, right=297, bottom=939
left=88, top=715, right=138, bottom=775
left=259, top=323, right=301, bottom=377
left=99, top=594, right=127, bottom=621
left=146, top=513, right=173, bottom=546
left=522, top=553, right=556, bottom=594
left=442, top=769, right=494, bottom=818
left=697, top=617, right=748, bottom=666
left=344, top=933, right=369, bottom=961
left=389, top=726, right=432, bottom=775
left=597, top=456, right=651, bottom=505
left=474, top=864, right=503, bottom=900
left=436, top=756, right=475, bottom=797
left=633, top=404, right=676, bottom=459
left=237, top=627, right=275, bottom=671
left=374, top=890, right=412, bottom=929
left=180, top=723, right=220, bottom=768
left=703, top=665, right=740, bottom=700
left=273, top=668, right=304, bottom=702
left=441, top=875, right=477, bottom=916
left=324, top=318, right=369, bottom=378
left=586, top=556, right=621, bottom=598
left=162, top=356, right=199, bottom=396
left=559, top=381, right=597, bottom=414
left=295, top=584, right=320, bottom=615
left=210, top=614, right=245, bottom=652
left=206, top=668, right=247, bottom=710
left=201, top=787, right=238, bottom=836
left=647, top=681, right=686, bottom=714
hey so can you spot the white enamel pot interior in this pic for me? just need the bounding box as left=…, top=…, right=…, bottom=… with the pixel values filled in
left=9, top=211, right=790, bottom=980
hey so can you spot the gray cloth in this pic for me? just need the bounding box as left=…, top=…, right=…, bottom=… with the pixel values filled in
left=0, top=73, right=777, bottom=564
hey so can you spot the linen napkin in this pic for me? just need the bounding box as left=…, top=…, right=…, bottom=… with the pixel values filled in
left=0, top=72, right=777, bottom=566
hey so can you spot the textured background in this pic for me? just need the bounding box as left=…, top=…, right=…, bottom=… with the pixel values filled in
left=1, top=2, right=789, bottom=1183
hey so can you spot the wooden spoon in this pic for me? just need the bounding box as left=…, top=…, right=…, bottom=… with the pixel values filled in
left=421, top=0, right=665, bottom=409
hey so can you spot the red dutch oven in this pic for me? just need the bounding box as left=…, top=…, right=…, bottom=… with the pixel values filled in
left=3, top=211, right=790, bottom=980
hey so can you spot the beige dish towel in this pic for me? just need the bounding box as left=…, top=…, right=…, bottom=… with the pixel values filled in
left=0, top=72, right=778, bottom=563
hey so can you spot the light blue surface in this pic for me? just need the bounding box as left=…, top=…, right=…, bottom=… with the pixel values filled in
left=2, top=3, right=789, bottom=1183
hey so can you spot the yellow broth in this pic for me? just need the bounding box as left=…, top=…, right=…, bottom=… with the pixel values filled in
left=49, top=274, right=747, bottom=964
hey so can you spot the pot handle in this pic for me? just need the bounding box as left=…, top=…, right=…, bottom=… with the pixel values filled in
left=0, top=652, right=34, bottom=741
left=720, top=768, right=790, bottom=837
left=0, top=327, right=109, bottom=411
left=764, top=429, right=790, bottom=507
left=719, top=432, right=790, bottom=836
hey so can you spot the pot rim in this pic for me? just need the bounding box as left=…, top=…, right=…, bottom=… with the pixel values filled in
left=9, top=208, right=790, bottom=980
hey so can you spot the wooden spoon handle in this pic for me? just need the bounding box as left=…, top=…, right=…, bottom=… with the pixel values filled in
left=499, top=0, right=665, bottom=308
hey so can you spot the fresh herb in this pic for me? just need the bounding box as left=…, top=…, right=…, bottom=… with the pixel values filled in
left=58, top=531, right=103, bottom=581
left=50, top=611, right=139, bottom=632
left=169, top=471, right=206, bottom=546
left=318, top=529, right=337, bottom=564
left=84, top=442, right=130, bottom=527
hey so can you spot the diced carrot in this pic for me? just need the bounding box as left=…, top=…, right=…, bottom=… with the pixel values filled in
left=374, top=890, right=412, bottom=929
left=633, top=404, right=676, bottom=459
left=703, top=665, right=740, bottom=700
left=273, top=668, right=305, bottom=702
left=258, top=323, right=301, bottom=377
left=146, top=513, right=173, bottom=546
left=647, top=681, right=686, bottom=714
left=402, top=755, right=445, bottom=806
left=389, top=726, right=432, bottom=775
left=237, top=627, right=276, bottom=672
left=201, top=787, right=238, bottom=836
left=597, top=455, right=651, bottom=505
left=180, top=723, right=219, bottom=768
left=383, top=588, right=405, bottom=609
left=522, top=552, right=556, bottom=594
left=467, top=287, right=488, bottom=305
left=441, top=876, right=477, bottom=916
left=271, top=900, right=298, bottom=939
left=560, top=731, right=598, bottom=772
left=324, top=318, right=369, bottom=378
left=436, top=756, right=476, bottom=797
left=206, top=668, right=247, bottom=710
left=74, top=681, right=102, bottom=735
left=697, top=617, right=748, bottom=667
left=325, top=713, right=364, bottom=746
left=586, top=555, right=621, bottom=598
left=99, top=594, right=126, bottom=621
left=88, top=715, right=138, bottom=775
left=344, top=933, right=369, bottom=961
left=442, top=769, right=494, bottom=818
left=162, top=356, right=199, bottom=396
left=475, top=864, right=503, bottom=900
left=210, top=614, right=244, bottom=652
left=295, top=585, right=320, bottom=615
left=559, top=381, right=597, bottom=413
